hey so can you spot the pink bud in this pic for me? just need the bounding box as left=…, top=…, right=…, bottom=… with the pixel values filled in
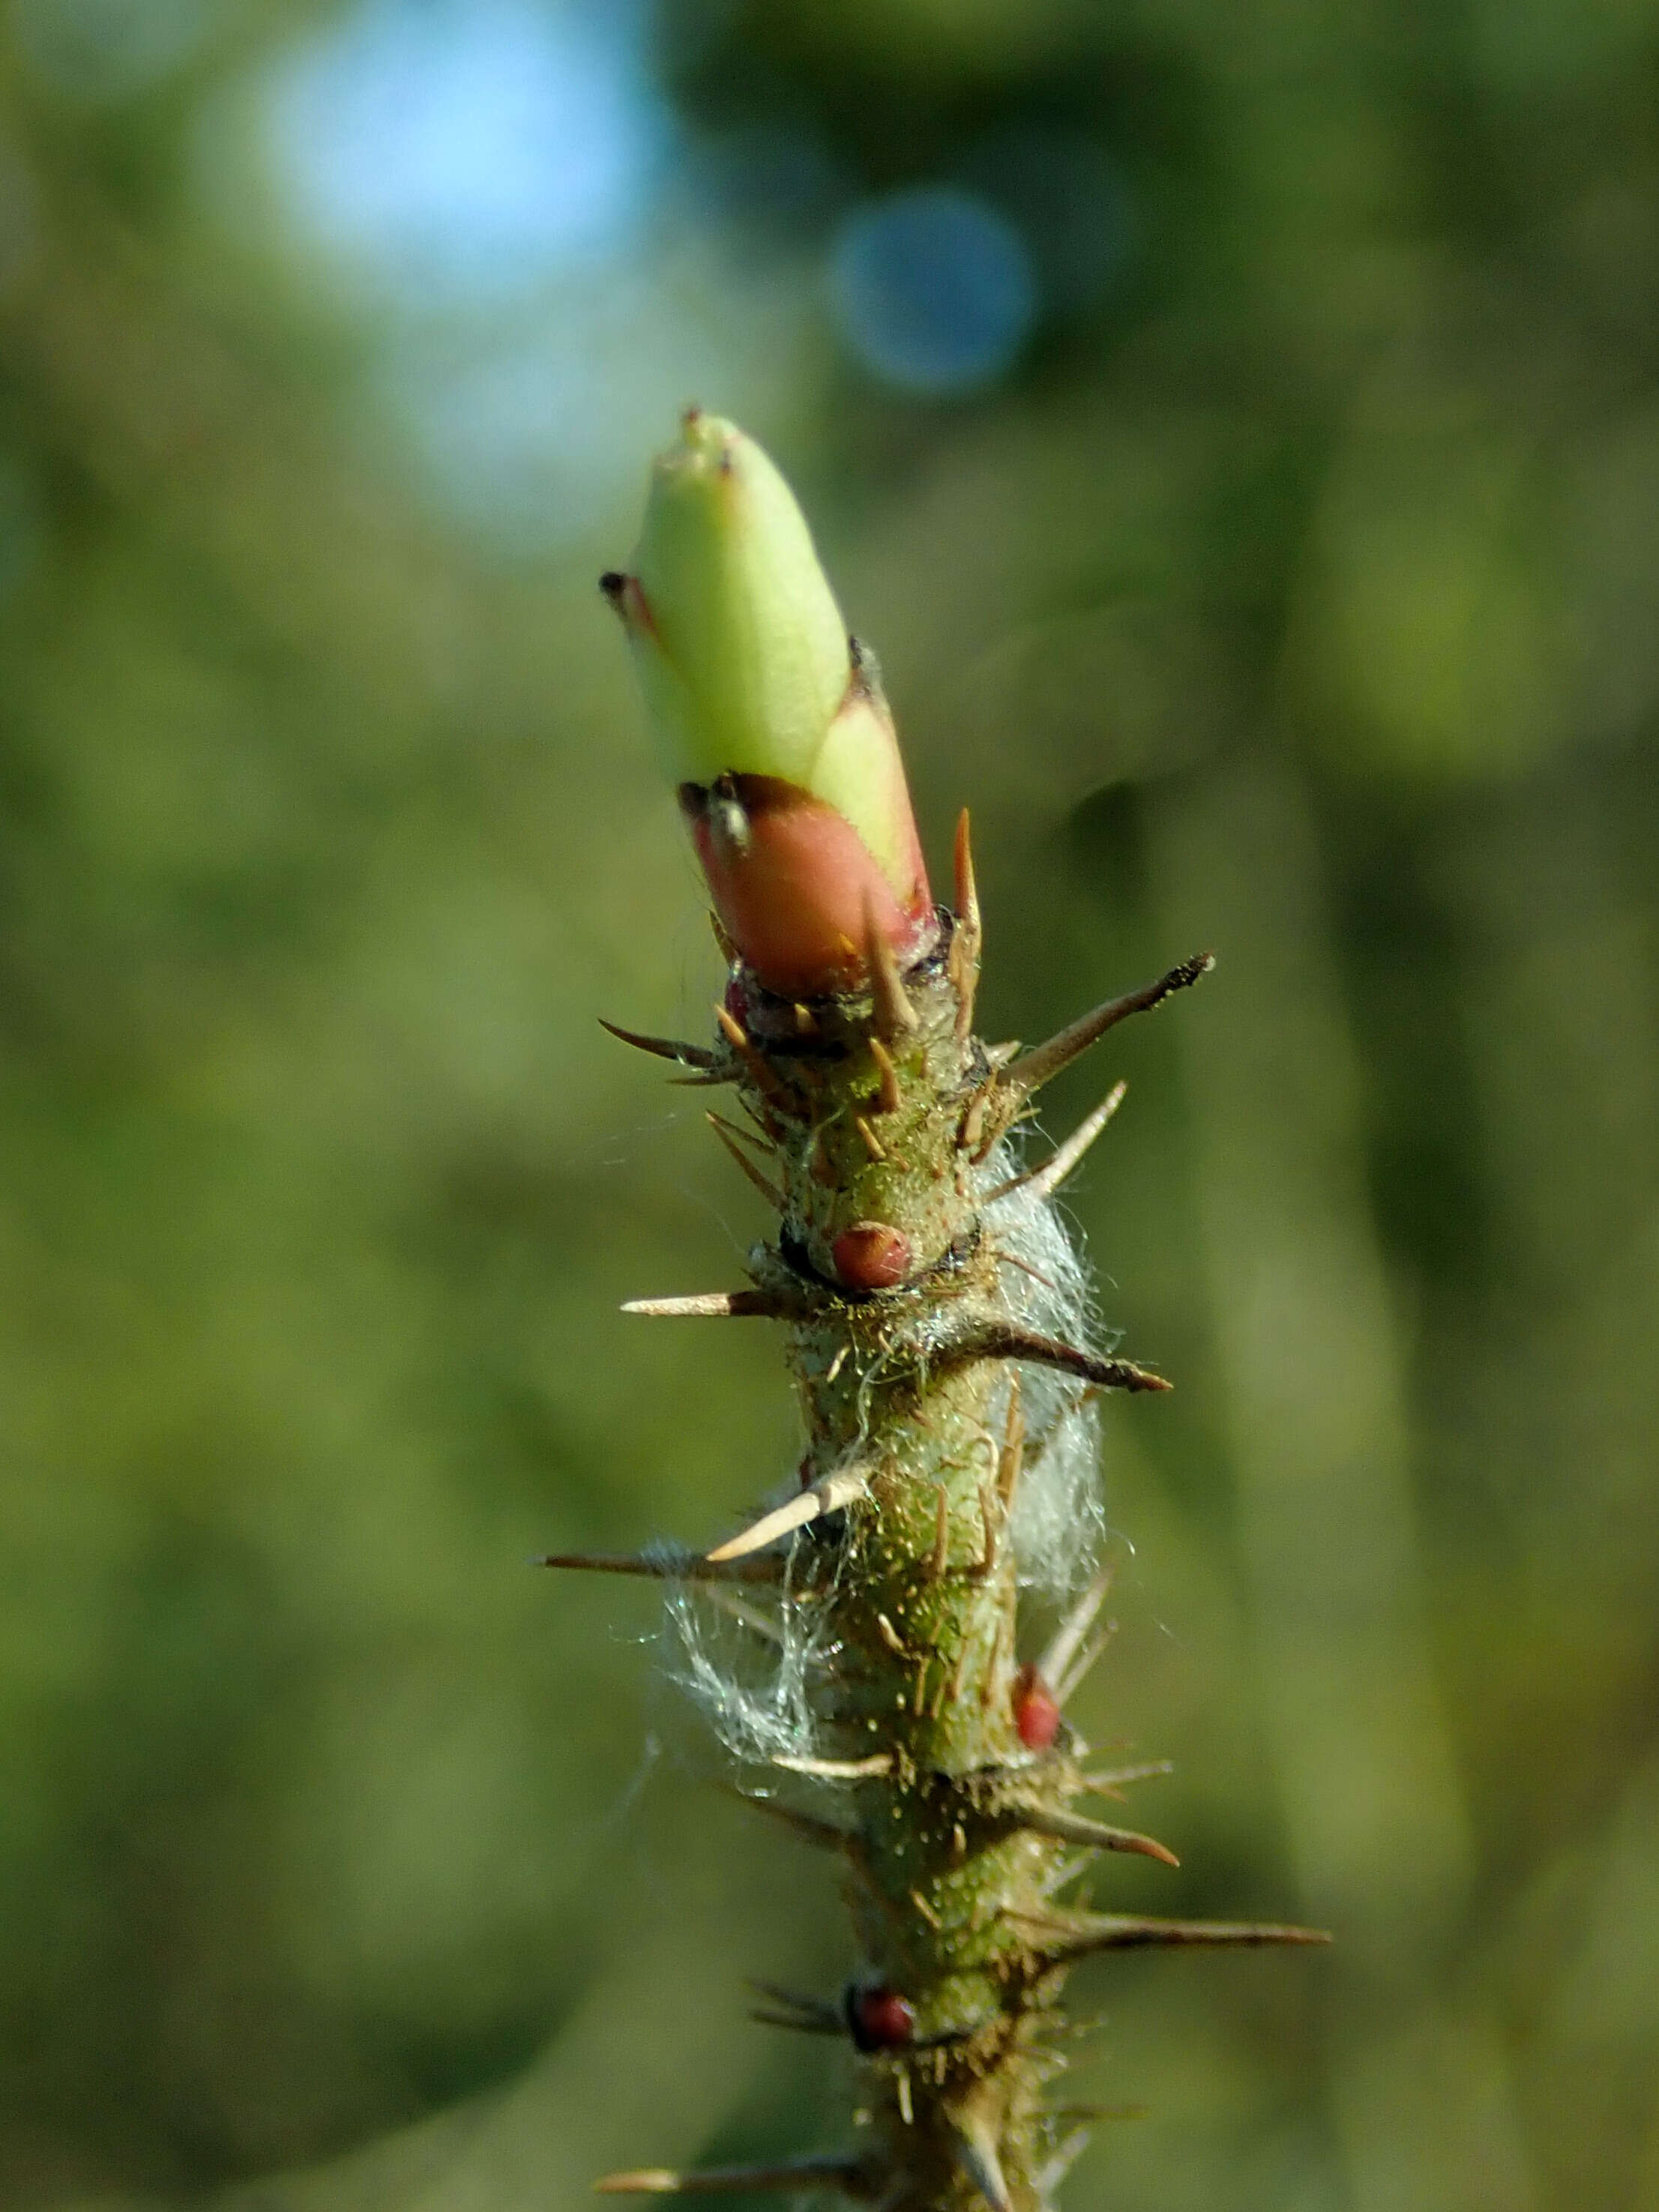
left=831, top=1220, right=912, bottom=1292
left=1011, top=1664, right=1062, bottom=1751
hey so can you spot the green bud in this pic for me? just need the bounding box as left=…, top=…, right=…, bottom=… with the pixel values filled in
left=621, top=410, right=850, bottom=793
left=603, top=412, right=934, bottom=998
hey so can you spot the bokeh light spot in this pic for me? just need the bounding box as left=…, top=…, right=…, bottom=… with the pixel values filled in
left=828, top=185, right=1037, bottom=395
left=262, top=0, right=669, bottom=307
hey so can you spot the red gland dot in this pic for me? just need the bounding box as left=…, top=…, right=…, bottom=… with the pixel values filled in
left=832, top=1221, right=912, bottom=1292
left=1012, top=1663, right=1062, bottom=1751
left=847, top=1985, right=915, bottom=2052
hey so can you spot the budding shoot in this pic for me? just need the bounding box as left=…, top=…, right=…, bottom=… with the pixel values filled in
left=605, top=412, right=932, bottom=996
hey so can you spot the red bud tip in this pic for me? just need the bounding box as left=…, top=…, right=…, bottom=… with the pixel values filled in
left=831, top=1220, right=912, bottom=1292
left=846, top=1985, right=915, bottom=2052
left=1012, top=1663, right=1062, bottom=1751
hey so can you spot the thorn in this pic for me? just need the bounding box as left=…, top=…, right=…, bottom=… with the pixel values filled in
left=997, top=1374, right=1025, bottom=1514
left=1011, top=1908, right=1332, bottom=1960
left=771, top=1750, right=894, bottom=1779
left=867, top=1035, right=903, bottom=1116
left=705, top=1465, right=872, bottom=1562
left=977, top=1475, right=998, bottom=1573
left=810, top=1124, right=837, bottom=1186
left=984, top=1081, right=1128, bottom=1205
left=595, top=2156, right=870, bottom=2197
left=1076, top=1759, right=1175, bottom=1797
left=949, top=2119, right=1012, bottom=2212
left=1011, top=1805, right=1179, bottom=1867
left=707, top=1115, right=786, bottom=1208
left=912, top=1657, right=930, bottom=1716
left=707, top=1108, right=777, bottom=1158
left=714, top=1003, right=800, bottom=1115
left=909, top=1887, right=942, bottom=1932
left=747, top=1979, right=844, bottom=2032
left=598, top=1019, right=718, bottom=1073
left=701, top=1584, right=787, bottom=1645
left=1056, top=1625, right=1115, bottom=1707
left=1034, top=2127, right=1092, bottom=2197
left=995, top=1248, right=1058, bottom=1293
left=1006, top=953, right=1214, bottom=1097
left=895, top=2069, right=914, bottom=2127
left=928, top=1484, right=949, bottom=1581
left=1048, top=2102, right=1151, bottom=2124
left=854, top=1112, right=888, bottom=1162
left=748, top=2010, right=843, bottom=2036
left=958, top=1085, right=990, bottom=1156
left=981, top=1606, right=1013, bottom=1710
left=721, top=1788, right=850, bottom=1851
left=792, top=1001, right=819, bottom=1036
left=863, top=891, right=919, bottom=1039
left=947, top=1322, right=1172, bottom=1393
left=948, top=810, right=984, bottom=1049
left=1040, top=1849, right=1093, bottom=1899
left=1038, top=1563, right=1114, bottom=1690
left=876, top=1612, right=910, bottom=1658
left=538, top=1548, right=783, bottom=1584
left=621, top=1291, right=783, bottom=1319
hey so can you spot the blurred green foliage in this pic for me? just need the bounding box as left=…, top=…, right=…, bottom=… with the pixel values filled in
left=1, top=2, right=1657, bottom=2209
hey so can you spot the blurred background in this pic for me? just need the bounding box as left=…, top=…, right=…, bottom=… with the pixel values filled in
left=1, top=1, right=1657, bottom=2208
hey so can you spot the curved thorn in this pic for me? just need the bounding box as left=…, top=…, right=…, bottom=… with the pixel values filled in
left=705, top=1465, right=871, bottom=1563
left=1012, top=1805, right=1179, bottom=1867
left=948, top=1322, right=1171, bottom=1394
left=1006, top=953, right=1214, bottom=1097
left=598, top=1018, right=717, bottom=1072
left=984, top=1082, right=1127, bottom=1205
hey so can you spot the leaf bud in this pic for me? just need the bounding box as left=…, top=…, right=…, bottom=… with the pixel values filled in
left=604, top=411, right=933, bottom=997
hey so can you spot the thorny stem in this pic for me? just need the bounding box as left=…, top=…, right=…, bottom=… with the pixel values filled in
left=565, top=847, right=1327, bottom=2210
